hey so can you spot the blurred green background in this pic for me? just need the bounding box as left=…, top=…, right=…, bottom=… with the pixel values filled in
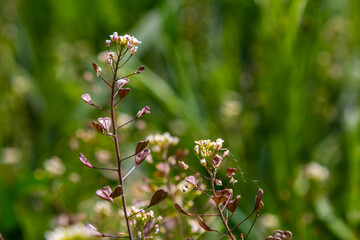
left=1, top=0, right=360, bottom=239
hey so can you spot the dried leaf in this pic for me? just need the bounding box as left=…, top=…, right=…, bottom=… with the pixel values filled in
left=81, top=93, right=93, bottom=105
left=85, top=223, right=103, bottom=237
left=110, top=185, right=123, bottom=198
left=79, top=153, right=94, bottom=168
left=118, top=88, right=130, bottom=99
left=92, top=121, right=104, bottom=134
left=95, top=186, right=114, bottom=203
left=185, top=176, right=198, bottom=188
left=142, top=220, right=155, bottom=237
left=174, top=203, right=190, bottom=216
left=149, top=188, right=168, bottom=207
left=226, top=195, right=241, bottom=213
left=135, top=140, right=149, bottom=155
left=196, top=216, right=213, bottom=232
left=135, top=148, right=151, bottom=166
left=98, top=117, right=111, bottom=132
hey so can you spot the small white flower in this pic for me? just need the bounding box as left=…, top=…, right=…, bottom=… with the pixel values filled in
left=96, top=67, right=101, bottom=77
left=215, top=138, right=224, bottom=150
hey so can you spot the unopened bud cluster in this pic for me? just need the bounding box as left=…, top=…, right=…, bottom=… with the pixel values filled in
left=108, top=32, right=141, bottom=55
left=194, top=138, right=228, bottom=170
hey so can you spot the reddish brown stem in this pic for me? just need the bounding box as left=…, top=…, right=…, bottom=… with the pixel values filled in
left=110, top=54, right=133, bottom=240
left=211, top=175, right=236, bottom=240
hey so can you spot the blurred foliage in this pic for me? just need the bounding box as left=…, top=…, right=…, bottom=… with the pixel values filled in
left=1, top=0, right=360, bottom=239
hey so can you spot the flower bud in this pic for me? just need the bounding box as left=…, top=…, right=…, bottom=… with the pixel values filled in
left=136, top=106, right=151, bottom=118
left=200, top=158, right=207, bottom=166
left=212, top=155, right=223, bottom=168
left=131, top=46, right=138, bottom=55
left=215, top=179, right=222, bottom=186
left=215, top=138, right=224, bottom=150
left=110, top=32, right=118, bottom=42
left=178, top=161, right=189, bottom=170
left=105, top=40, right=111, bottom=48
left=223, top=150, right=230, bottom=158
left=117, top=78, right=130, bottom=88
left=194, top=145, right=199, bottom=155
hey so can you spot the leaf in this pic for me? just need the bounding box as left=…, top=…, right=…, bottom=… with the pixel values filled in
left=95, top=186, right=114, bottom=203
left=174, top=203, right=190, bottom=216
left=135, top=148, right=151, bottom=166
left=185, top=176, right=198, bottom=188
left=135, top=140, right=149, bottom=155
left=142, top=220, right=155, bottom=237
left=118, top=88, right=130, bottom=99
left=92, top=121, right=104, bottom=134
left=84, top=223, right=103, bottom=237
left=196, top=216, right=213, bottom=232
left=78, top=153, right=94, bottom=168
left=81, top=93, right=93, bottom=105
left=98, top=117, right=111, bottom=132
left=149, top=188, right=168, bottom=207
left=110, top=185, right=123, bottom=198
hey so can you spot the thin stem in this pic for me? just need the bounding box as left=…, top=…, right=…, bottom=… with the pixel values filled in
left=116, top=117, right=136, bottom=130
left=244, top=214, right=258, bottom=240
left=186, top=168, right=211, bottom=181
left=211, top=175, right=236, bottom=240
left=101, top=234, right=129, bottom=238
left=110, top=55, right=133, bottom=240
left=93, top=166, right=118, bottom=171
left=230, top=210, right=256, bottom=231
left=122, top=166, right=136, bottom=181
left=120, top=153, right=137, bottom=163
left=90, top=103, right=110, bottom=113
left=98, top=75, right=112, bottom=87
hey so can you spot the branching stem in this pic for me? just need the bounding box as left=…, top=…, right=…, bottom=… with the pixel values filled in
left=110, top=53, right=133, bottom=240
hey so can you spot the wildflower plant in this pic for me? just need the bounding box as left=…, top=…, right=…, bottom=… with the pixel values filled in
left=176, top=138, right=268, bottom=239
left=78, top=32, right=167, bottom=239
left=74, top=32, right=292, bottom=240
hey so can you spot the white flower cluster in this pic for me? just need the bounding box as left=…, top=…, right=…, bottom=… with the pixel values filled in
left=146, top=132, right=179, bottom=152
left=109, top=32, right=141, bottom=55
left=45, top=223, right=91, bottom=240
left=194, top=138, right=224, bottom=158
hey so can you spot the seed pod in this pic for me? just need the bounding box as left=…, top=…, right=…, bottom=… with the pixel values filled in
left=149, top=189, right=168, bottom=207
left=78, top=153, right=94, bottom=168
